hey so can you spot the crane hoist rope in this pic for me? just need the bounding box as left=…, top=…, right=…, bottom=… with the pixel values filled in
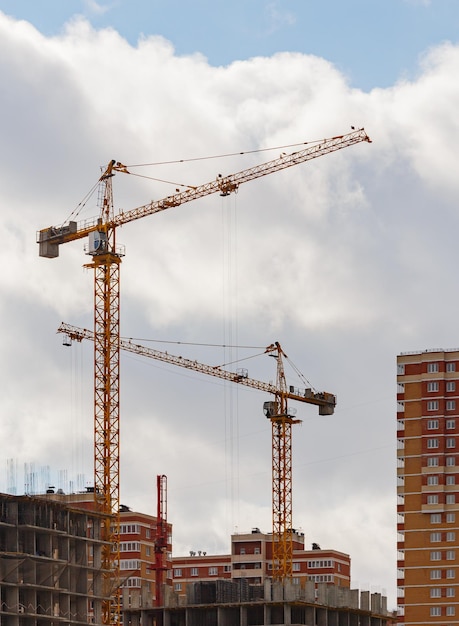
left=38, top=128, right=371, bottom=624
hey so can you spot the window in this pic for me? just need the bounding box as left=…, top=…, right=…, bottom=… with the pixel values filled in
left=428, top=495, right=439, bottom=504
left=173, top=569, right=182, bottom=577
left=447, top=550, right=455, bottom=560
left=431, top=513, right=442, bottom=524
left=447, top=513, right=456, bottom=523
left=208, top=567, right=218, bottom=576
left=254, top=547, right=260, bottom=554
left=120, top=560, right=141, bottom=570
left=146, top=529, right=150, bottom=539
left=428, top=401, right=439, bottom=411
left=191, top=568, right=198, bottom=576
left=428, top=475, right=439, bottom=486
left=398, top=363, right=405, bottom=375
left=447, top=438, right=456, bottom=448
left=428, top=381, right=439, bottom=392
left=293, top=562, right=301, bottom=571
left=447, top=494, right=456, bottom=504
left=430, top=587, right=441, bottom=597
left=428, top=362, right=440, bottom=373
left=447, top=532, right=456, bottom=541
left=428, top=419, right=439, bottom=430
left=447, top=400, right=456, bottom=411
left=431, top=532, right=442, bottom=542
left=447, top=381, right=456, bottom=392
left=447, top=587, right=455, bottom=597
left=224, top=565, right=231, bottom=572
left=446, top=475, right=455, bottom=485
left=430, top=606, right=441, bottom=616
left=174, top=583, right=182, bottom=592
left=428, top=438, right=440, bottom=448
left=447, top=606, right=456, bottom=616
left=120, top=577, right=141, bottom=588
left=447, top=569, right=455, bottom=579
left=146, top=547, right=150, bottom=556
left=447, top=362, right=456, bottom=372
left=119, top=542, right=141, bottom=552
left=240, top=548, right=246, bottom=555
left=120, top=524, right=140, bottom=534
left=428, top=457, right=439, bottom=467
left=447, top=456, right=456, bottom=466
left=430, top=551, right=442, bottom=561
left=431, top=569, right=442, bottom=579
left=447, top=419, right=456, bottom=430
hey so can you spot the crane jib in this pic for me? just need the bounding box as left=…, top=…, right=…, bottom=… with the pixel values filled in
left=37, top=128, right=370, bottom=259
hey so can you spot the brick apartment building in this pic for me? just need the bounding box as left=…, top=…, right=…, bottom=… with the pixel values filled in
left=397, top=349, right=459, bottom=624
left=50, top=490, right=173, bottom=608
left=172, top=527, right=350, bottom=599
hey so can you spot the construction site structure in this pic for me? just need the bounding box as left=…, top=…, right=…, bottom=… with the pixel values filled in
left=153, top=475, right=168, bottom=607
left=38, top=128, right=371, bottom=624
left=0, top=492, right=107, bottom=626
left=58, top=324, right=336, bottom=582
left=49, top=487, right=173, bottom=609
left=123, top=580, right=395, bottom=626
left=0, top=491, right=394, bottom=626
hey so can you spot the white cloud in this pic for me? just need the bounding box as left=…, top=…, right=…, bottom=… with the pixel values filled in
left=2, top=13, right=459, bottom=610
left=83, top=0, right=112, bottom=16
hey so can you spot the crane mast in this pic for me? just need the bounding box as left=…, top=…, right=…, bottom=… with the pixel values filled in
left=39, top=129, right=370, bottom=622
left=58, top=324, right=336, bottom=580
left=88, top=166, right=122, bottom=624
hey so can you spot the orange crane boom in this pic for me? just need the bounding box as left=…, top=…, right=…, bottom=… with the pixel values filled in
left=39, top=129, right=370, bottom=622
left=38, top=129, right=370, bottom=256
left=58, top=323, right=336, bottom=580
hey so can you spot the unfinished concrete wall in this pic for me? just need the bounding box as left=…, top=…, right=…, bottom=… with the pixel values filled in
left=0, top=493, right=107, bottom=626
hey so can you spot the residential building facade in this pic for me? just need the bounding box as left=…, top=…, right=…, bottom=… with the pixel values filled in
left=172, top=527, right=350, bottom=599
left=397, top=349, right=459, bottom=624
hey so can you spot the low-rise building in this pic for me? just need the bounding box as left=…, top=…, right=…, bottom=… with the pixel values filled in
left=172, top=527, right=350, bottom=599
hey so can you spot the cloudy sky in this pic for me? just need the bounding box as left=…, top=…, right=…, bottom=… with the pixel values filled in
left=2, top=0, right=459, bottom=610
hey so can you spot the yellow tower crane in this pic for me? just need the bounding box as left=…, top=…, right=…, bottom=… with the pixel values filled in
left=38, top=128, right=371, bottom=623
left=58, top=323, right=335, bottom=580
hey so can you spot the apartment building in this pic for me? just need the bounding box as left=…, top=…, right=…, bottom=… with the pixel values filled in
left=118, top=504, right=172, bottom=605
left=397, top=349, right=459, bottom=624
left=172, top=527, right=350, bottom=599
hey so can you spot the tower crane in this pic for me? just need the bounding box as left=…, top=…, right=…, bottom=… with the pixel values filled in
left=57, top=322, right=336, bottom=580
left=38, top=128, right=370, bottom=623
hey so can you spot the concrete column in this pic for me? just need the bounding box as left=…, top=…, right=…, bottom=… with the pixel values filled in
left=283, top=602, right=291, bottom=626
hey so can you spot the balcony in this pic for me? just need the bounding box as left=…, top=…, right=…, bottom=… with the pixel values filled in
left=232, top=567, right=263, bottom=579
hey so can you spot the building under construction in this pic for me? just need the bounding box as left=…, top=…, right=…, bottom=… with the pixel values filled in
left=0, top=491, right=395, bottom=626
left=124, top=579, right=395, bottom=626
left=0, top=492, right=108, bottom=626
